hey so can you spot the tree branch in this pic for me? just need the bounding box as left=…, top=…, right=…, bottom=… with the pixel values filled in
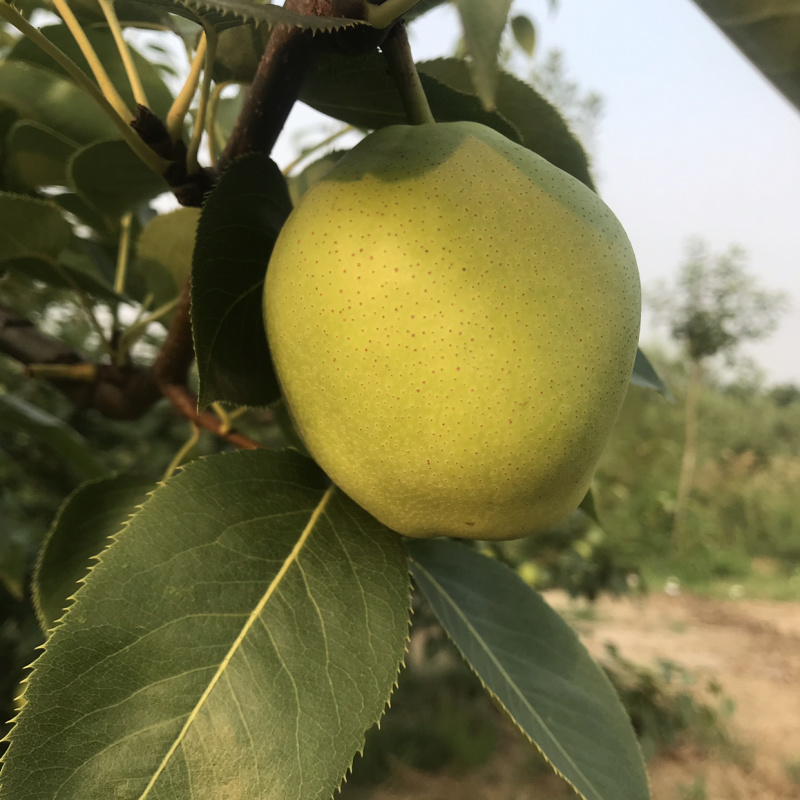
left=1, top=0, right=393, bottom=445
left=0, top=301, right=161, bottom=420
left=152, top=282, right=195, bottom=387
left=0, top=300, right=262, bottom=448
left=217, top=0, right=389, bottom=174
left=150, top=283, right=266, bottom=450
left=216, top=1, right=322, bottom=174
left=160, top=384, right=264, bottom=449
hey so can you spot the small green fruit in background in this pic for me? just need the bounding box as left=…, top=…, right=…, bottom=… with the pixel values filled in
left=264, top=121, right=640, bottom=540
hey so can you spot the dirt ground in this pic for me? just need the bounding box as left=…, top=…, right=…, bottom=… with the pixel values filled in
left=362, top=589, right=800, bottom=800
left=564, top=590, right=800, bottom=800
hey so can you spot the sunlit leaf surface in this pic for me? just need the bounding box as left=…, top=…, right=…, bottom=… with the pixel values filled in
left=1, top=450, right=411, bottom=800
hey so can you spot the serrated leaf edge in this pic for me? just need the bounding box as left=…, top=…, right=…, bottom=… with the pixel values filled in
left=0, top=190, right=66, bottom=210
left=331, top=582, right=413, bottom=798
left=3, top=459, right=415, bottom=800
left=408, top=554, right=651, bottom=800
left=135, top=481, right=335, bottom=796
left=174, top=0, right=366, bottom=32
left=31, top=474, right=154, bottom=633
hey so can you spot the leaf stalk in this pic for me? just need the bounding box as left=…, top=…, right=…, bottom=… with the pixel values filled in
left=365, top=0, right=422, bottom=29
left=382, top=21, right=434, bottom=125
left=0, top=3, right=171, bottom=176
left=50, top=0, right=134, bottom=120
left=186, top=27, right=218, bottom=175
left=166, top=32, right=208, bottom=144
left=96, top=0, right=150, bottom=108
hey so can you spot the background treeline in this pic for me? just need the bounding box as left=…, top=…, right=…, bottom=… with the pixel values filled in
left=596, top=350, right=800, bottom=584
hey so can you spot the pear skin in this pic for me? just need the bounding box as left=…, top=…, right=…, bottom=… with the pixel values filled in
left=264, top=121, right=640, bottom=540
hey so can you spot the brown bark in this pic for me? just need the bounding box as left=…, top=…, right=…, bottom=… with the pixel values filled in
left=216, top=0, right=387, bottom=175
left=0, top=301, right=161, bottom=420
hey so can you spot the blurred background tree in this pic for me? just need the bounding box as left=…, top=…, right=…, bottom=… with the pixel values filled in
left=647, top=239, right=789, bottom=553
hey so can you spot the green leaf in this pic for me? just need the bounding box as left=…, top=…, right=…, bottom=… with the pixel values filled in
left=5, top=121, right=78, bottom=188
left=631, top=348, right=672, bottom=398
left=0, top=530, right=27, bottom=601
left=55, top=192, right=115, bottom=238
left=455, top=0, right=513, bottom=109
left=1, top=449, right=411, bottom=800
left=115, top=0, right=244, bottom=32
left=69, top=140, right=168, bottom=220
left=212, top=22, right=269, bottom=83
left=0, top=255, right=121, bottom=301
left=579, top=488, right=600, bottom=525
left=8, top=24, right=174, bottom=119
left=299, top=51, right=520, bottom=141
left=407, top=539, right=650, bottom=800
left=692, top=0, right=800, bottom=112
left=421, top=58, right=595, bottom=189
left=0, top=105, right=19, bottom=147
left=0, top=394, right=105, bottom=481
left=135, top=207, right=201, bottom=311
left=33, top=475, right=153, bottom=632
left=192, top=153, right=291, bottom=408
left=0, top=192, right=70, bottom=261
left=0, top=60, right=119, bottom=145
left=511, top=13, right=536, bottom=56
left=132, top=0, right=367, bottom=32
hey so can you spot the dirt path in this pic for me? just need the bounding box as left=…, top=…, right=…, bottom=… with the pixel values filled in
left=550, top=590, right=800, bottom=800
left=361, top=591, right=800, bottom=800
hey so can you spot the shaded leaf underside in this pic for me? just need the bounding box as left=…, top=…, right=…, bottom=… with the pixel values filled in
left=408, top=538, right=650, bottom=800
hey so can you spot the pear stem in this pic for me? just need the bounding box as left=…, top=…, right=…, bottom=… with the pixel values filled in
left=382, top=22, right=434, bottom=125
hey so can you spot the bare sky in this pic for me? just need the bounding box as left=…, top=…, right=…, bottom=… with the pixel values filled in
left=518, top=0, right=800, bottom=385
left=276, top=0, right=800, bottom=385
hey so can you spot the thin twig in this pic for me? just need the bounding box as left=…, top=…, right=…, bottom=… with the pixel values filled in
left=96, top=0, right=149, bottom=107
left=161, top=385, right=264, bottom=449
left=114, top=212, right=133, bottom=296
left=206, top=80, right=235, bottom=164
left=186, top=27, right=217, bottom=175
left=50, top=0, right=134, bottom=120
left=167, top=33, right=207, bottom=143
left=282, top=124, right=353, bottom=175
left=163, top=422, right=201, bottom=479
left=26, top=363, right=97, bottom=381
left=0, top=4, right=170, bottom=176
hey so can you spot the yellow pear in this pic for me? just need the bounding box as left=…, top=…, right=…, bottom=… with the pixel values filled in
left=264, top=121, right=640, bottom=540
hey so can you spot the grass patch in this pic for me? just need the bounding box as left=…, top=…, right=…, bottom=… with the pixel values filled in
left=679, top=776, right=708, bottom=800
left=785, top=759, right=800, bottom=786
left=641, top=560, right=800, bottom=602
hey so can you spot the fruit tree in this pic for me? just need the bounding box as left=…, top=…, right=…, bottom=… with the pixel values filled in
left=0, top=1, right=792, bottom=799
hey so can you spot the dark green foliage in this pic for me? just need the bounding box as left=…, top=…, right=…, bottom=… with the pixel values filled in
left=692, top=0, right=800, bottom=112
left=1, top=451, right=412, bottom=800
left=9, top=1, right=796, bottom=796
left=192, top=153, right=291, bottom=408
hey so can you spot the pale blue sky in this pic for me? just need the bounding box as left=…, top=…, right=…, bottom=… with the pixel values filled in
left=275, top=0, right=800, bottom=385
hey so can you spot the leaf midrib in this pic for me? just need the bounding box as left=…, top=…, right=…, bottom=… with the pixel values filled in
left=409, top=556, right=603, bottom=800
left=137, top=484, right=336, bottom=799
